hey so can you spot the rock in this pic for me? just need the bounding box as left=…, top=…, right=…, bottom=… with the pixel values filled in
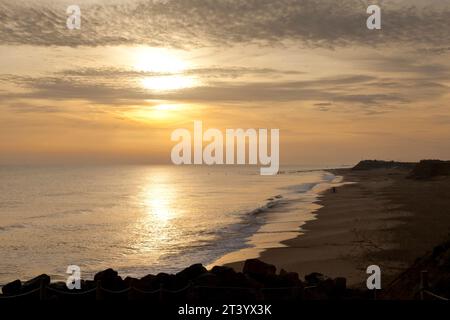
left=2, top=279, right=22, bottom=296
left=193, top=273, right=219, bottom=287
left=153, top=273, right=182, bottom=290
left=46, top=281, right=69, bottom=299
left=50, top=281, right=67, bottom=290
left=319, top=278, right=335, bottom=295
left=211, top=266, right=242, bottom=286
left=334, top=277, right=347, bottom=294
left=137, top=274, right=156, bottom=290
left=22, top=274, right=50, bottom=292
left=243, top=274, right=263, bottom=289
left=94, top=268, right=125, bottom=291
left=176, top=264, right=207, bottom=282
left=124, top=276, right=138, bottom=288
left=243, top=259, right=276, bottom=278
left=211, top=266, right=236, bottom=277
left=279, top=269, right=303, bottom=287
left=83, top=280, right=97, bottom=290
left=305, top=272, right=327, bottom=285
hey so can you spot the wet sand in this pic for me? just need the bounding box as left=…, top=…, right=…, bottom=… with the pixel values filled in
left=226, top=168, right=450, bottom=288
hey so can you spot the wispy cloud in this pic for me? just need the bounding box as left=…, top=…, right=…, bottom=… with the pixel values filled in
left=56, top=66, right=304, bottom=79
left=2, top=70, right=446, bottom=112
left=0, top=0, right=448, bottom=49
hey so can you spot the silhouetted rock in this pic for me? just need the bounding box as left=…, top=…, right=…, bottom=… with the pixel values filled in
left=243, top=259, right=276, bottom=278
left=193, top=273, right=220, bottom=287
left=2, top=279, right=22, bottom=296
left=136, top=274, right=156, bottom=290
left=279, top=269, right=303, bottom=287
left=334, top=277, right=347, bottom=294
left=83, top=280, right=97, bottom=290
left=49, top=281, right=68, bottom=291
left=150, top=272, right=187, bottom=290
left=124, top=276, right=138, bottom=288
left=353, top=160, right=416, bottom=171
left=319, top=278, right=335, bottom=295
left=22, top=274, right=50, bottom=292
left=94, top=268, right=125, bottom=291
left=305, top=272, right=327, bottom=285
left=408, top=160, right=450, bottom=179
left=176, top=263, right=207, bottom=282
left=211, top=266, right=244, bottom=287
left=211, top=265, right=235, bottom=277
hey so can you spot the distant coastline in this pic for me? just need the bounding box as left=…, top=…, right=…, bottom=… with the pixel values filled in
left=226, top=160, right=450, bottom=289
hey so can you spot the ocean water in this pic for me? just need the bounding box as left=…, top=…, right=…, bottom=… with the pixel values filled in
left=0, top=165, right=338, bottom=284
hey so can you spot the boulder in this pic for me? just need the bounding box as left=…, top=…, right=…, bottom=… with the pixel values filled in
left=176, top=264, right=207, bottom=282
left=94, top=268, right=125, bottom=291
left=193, top=273, right=219, bottom=287
left=279, top=269, right=303, bottom=287
left=211, top=266, right=236, bottom=277
left=319, top=278, right=335, bottom=295
left=243, top=259, right=276, bottom=278
left=22, top=274, right=50, bottom=292
left=153, top=273, right=183, bottom=290
left=304, top=272, right=327, bottom=285
left=334, top=277, right=347, bottom=294
left=211, top=266, right=243, bottom=286
left=2, top=279, right=22, bottom=296
left=137, top=274, right=156, bottom=290
left=124, top=276, right=138, bottom=288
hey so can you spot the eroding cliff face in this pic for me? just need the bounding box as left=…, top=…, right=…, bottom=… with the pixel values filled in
left=408, top=160, right=450, bottom=179
left=352, top=160, right=416, bottom=171
left=382, top=240, right=450, bottom=300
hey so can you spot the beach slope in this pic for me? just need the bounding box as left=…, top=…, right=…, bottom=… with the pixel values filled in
left=227, top=167, right=450, bottom=288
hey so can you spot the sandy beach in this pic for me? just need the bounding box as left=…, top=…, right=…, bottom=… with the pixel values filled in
left=227, top=168, right=450, bottom=288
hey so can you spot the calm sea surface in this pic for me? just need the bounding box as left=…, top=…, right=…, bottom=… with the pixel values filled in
left=0, top=165, right=338, bottom=284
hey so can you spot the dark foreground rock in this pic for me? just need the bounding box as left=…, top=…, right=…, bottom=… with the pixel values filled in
left=0, top=260, right=357, bottom=301
left=1, top=279, right=21, bottom=296
left=94, top=268, right=126, bottom=291
left=2, top=247, right=449, bottom=301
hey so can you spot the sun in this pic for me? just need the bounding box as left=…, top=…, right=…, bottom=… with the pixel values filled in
left=132, top=47, right=188, bottom=73
left=131, top=47, right=199, bottom=91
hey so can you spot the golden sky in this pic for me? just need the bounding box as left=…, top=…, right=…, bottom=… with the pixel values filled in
left=0, top=0, right=449, bottom=166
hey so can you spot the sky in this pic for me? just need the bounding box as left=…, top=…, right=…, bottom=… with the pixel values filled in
left=0, top=0, right=449, bottom=166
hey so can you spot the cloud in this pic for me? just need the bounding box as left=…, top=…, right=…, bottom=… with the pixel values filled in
left=3, top=102, right=62, bottom=114
left=0, top=0, right=449, bottom=49
left=0, top=72, right=422, bottom=109
left=57, top=66, right=304, bottom=79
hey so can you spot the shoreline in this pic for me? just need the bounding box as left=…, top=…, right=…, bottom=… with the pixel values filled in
left=2, top=164, right=450, bottom=300
left=208, top=170, right=344, bottom=269
left=225, top=167, right=450, bottom=288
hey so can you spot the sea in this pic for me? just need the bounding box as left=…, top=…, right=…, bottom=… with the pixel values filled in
left=0, top=165, right=342, bottom=285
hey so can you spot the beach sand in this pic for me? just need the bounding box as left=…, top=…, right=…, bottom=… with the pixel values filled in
left=226, top=168, right=450, bottom=288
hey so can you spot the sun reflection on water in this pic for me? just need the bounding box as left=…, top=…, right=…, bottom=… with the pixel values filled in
left=142, top=172, right=176, bottom=223
left=128, top=168, right=184, bottom=258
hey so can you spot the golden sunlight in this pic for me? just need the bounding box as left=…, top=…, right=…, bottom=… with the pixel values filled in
left=125, top=104, right=186, bottom=122
left=140, top=75, right=198, bottom=91
left=141, top=169, right=177, bottom=222
left=132, top=47, right=188, bottom=73
left=131, top=47, right=199, bottom=91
